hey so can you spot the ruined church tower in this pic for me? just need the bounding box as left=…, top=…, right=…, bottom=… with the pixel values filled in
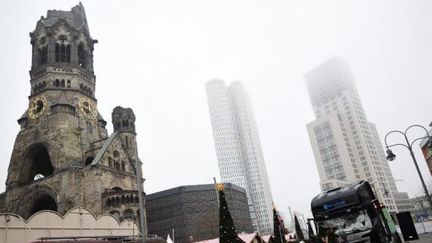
left=0, top=3, right=147, bottom=233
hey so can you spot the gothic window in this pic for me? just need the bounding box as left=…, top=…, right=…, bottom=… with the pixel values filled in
left=61, top=79, right=65, bottom=87
left=54, top=79, right=60, bottom=87
left=66, top=80, right=71, bottom=88
left=39, top=46, right=48, bottom=65
left=55, top=35, right=70, bottom=63
left=112, top=150, right=120, bottom=170
left=38, top=37, right=48, bottom=65
left=113, top=150, right=119, bottom=158
left=78, top=43, right=87, bottom=68
left=33, top=81, right=47, bottom=93
left=79, top=84, right=93, bottom=96
left=108, top=156, right=112, bottom=167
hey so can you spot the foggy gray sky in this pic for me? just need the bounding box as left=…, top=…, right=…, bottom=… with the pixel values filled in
left=1, top=0, right=431, bottom=221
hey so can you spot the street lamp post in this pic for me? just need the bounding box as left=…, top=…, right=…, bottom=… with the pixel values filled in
left=384, top=124, right=432, bottom=212
left=415, top=195, right=427, bottom=233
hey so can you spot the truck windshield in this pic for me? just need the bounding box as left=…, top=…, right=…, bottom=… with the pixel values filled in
left=318, top=209, right=372, bottom=235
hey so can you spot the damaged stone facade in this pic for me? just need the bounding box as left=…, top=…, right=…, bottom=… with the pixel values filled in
left=0, top=3, right=147, bottom=233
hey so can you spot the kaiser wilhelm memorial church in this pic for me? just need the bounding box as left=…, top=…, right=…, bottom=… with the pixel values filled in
left=0, top=3, right=147, bottom=233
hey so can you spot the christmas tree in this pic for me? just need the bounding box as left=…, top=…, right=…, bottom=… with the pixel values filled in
left=294, top=215, right=304, bottom=241
left=216, top=183, right=242, bottom=243
left=272, top=205, right=286, bottom=243
left=307, top=220, right=314, bottom=240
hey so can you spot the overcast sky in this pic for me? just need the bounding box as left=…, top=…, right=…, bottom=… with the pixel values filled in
left=1, top=0, right=432, bottom=221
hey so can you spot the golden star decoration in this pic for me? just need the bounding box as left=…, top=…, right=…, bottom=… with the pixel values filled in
left=215, top=183, right=225, bottom=191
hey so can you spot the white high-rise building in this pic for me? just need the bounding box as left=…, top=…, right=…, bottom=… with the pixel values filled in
left=206, top=80, right=273, bottom=234
left=306, top=58, right=412, bottom=213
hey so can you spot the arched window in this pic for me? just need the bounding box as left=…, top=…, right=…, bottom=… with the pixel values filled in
left=55, top=35, right=70, bottom=63
left=38, top=37, right=48, bottom=65
left=39, top=46, right=48, bottom=65
left=78, top=43, right=87, bottom=68
left=55, top=43, right=70, bottom=62
left=113, top=150, right=119, bottom=158
left=123, top=208, right=135, bottom=220
left=21, top=145, right=54, bottom=184
left=121, top=161, right=125, bottom=171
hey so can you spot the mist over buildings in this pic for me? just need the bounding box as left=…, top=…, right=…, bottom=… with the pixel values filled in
left=0, top=0, right=431, bottom=219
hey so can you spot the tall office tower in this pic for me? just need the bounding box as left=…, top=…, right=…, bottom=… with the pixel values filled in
left=306, top=57, right=411, bottom=213
left=206, top=80, right=273, bottom=234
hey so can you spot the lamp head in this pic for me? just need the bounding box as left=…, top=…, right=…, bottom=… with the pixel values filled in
left=386, top=149, right=396, bottom=161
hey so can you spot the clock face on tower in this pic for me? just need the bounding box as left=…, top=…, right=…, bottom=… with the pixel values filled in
left=79, top=96, right=97, bottom=119
left=28, top=96, right=48, bottom=119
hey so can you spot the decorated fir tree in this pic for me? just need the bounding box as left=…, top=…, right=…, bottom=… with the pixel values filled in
left=294, top=215, right=304, bottom=241
left=216, top=183, right=242, bottom=243
left=273, top=205, right=286, bottom=243
left=307, top=220, right=314, bottom=240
